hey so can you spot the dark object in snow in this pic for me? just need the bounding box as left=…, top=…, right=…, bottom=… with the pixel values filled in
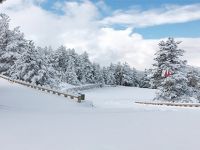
left=0, top=0, right=6, bottom=4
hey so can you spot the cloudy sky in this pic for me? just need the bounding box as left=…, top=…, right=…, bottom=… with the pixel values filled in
left=1, top=0, right=200, bottom=70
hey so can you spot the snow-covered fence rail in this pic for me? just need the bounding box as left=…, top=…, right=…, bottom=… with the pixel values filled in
left=135, top=101, right=200, bottom=107
left=0, top=74, right=85, bottom=103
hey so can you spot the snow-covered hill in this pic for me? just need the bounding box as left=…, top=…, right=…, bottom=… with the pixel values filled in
left=1, top=78, right=200, bottom=150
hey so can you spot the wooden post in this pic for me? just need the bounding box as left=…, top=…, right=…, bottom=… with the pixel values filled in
left=77, top=96, right=82, bottom=103
left=77, top=94, right=85, bottom=103
left=80, top=94, right=85, bottom=100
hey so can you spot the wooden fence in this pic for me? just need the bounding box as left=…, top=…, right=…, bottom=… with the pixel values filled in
left=0, top=74, right=85, bottom=103
left=135, top=101, right=200, bottom=107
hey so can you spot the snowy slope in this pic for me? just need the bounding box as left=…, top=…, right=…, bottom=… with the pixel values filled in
left=0, top=78, right=91, bottom=112
left=84, top=86, right=156, bottom=108
left=1, top=78, right=200, bottom=150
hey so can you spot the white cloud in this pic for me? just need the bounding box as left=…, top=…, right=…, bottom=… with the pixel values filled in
left=0, top=0, right=200, bottom=70
left=0, top=0, right=99, bottom=48
left=101, top=3, right=200, bottom=27
left=90, top=27, right=157, bottom=69
left=179, top=38, right=200, bottom=68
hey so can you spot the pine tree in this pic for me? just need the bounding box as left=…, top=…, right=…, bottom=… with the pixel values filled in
left=186, top=66, right=200, bottom=102
left=37, top=46, right=61, bottom=87
left=53, top=46, right=68, bottom=81
left=0, top=13, right=10, bottom=73
left=102, top=66, right=115, bottom=85
left=78, top=52, right=94, bottom=84
left=121, top=63, right=134, bottom=86
left=65, top=54, right=79, bottom=85
left=92, top=63, right=104, bottom=84
left=0, top=14, right=26, bottom=75
left=9, top=42, right=50, bottom=86
left=114, top=62, right=123, bottom=85
left=106, top=63, right=116, bottom=85
left=131, top=67, right=139, bottom=87
left=152, top=37, right=192, bottom=102
left=139, top=69, right=151, bottom=88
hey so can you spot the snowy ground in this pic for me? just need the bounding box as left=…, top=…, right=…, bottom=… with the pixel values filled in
left=1, top=78, right=200, bottom=150
left=84, top=86, right=156, bottom=108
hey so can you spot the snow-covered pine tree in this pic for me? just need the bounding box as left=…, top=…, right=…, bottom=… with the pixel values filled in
left=92, top=63, right=104, bottom=84
left=102, top=63, right=139, bottom=86
left=9, top=41, right=50, bottom=86
left=102, top=67, right=108, bottom=84
left=64, top=52, right=79, bottom=85
left=186, top=66, right=200, bottom=102
left=75, top=54, right=85, bottom=83
left=53, top=46, right=68, bottom=81
left=102, top=65, right=115, bottom=85
left=47, top=48, right=62, bottom=85
left=106, top=63, right=116, bottom=85
left=0, top=13, right=10, bottom=73
left=52, top=47, right=69, bottom=81
left=0, top=14, right=26, bottom=75
left=131, top=67, right=139, bottom=87
left=121, top=62, right=134, bottom=86
left=153, top=37, right=192, bottom=102
left=37, top=46, right=61, bottom=87
left=139, top=69, right=152, bottom=88
left=187, top=67, right=200, bottom=88
left=78, top=52, right=94, bottom=84
left=113, top=62, right=138, bottom=86
left=114, top=62, right=123, bottom=85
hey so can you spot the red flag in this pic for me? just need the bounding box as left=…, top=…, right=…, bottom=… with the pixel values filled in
left=164, top=70, right=168, bottom=77
left=168, top=71, right=172, bottom=76
left=164, top=70, right=171, bottom=77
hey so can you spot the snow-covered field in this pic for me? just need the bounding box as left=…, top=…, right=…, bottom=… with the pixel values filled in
left=1, top=78, right=200, bottom=150
left=84, top=86, right=156, bottom=108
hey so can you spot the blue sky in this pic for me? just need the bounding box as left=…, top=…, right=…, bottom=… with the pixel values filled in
left=1, top=0, right=200, bottom=70
left=41, top=0, right=200, bottom=10
left=98, top=0, right=200, bottom=10
left=135, top=20, right=200, bottom=39
left=40, top=0, right=200, bottom=39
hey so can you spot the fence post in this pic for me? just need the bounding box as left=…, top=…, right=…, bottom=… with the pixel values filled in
left=81, top=94, right=85, bottom=100
left=77, top=96, right=82, bottom=103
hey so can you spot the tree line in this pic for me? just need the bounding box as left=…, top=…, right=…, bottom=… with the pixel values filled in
left=0, top=13, right=140, bottom=89
left=1, top=13, right=200, bottom=102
